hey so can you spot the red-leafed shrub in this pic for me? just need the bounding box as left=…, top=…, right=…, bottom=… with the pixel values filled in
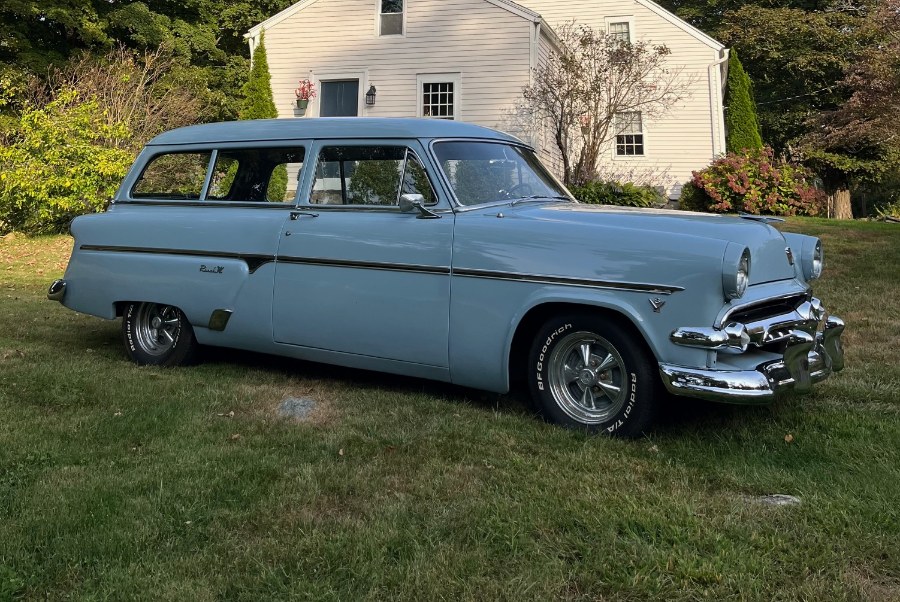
left=682, top=147, right=825, bottom=216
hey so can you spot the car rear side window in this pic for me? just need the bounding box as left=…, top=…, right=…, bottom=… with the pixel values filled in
left=132, top=152, right=211, bottom=199
left=207, top=147, right=306, bottom=203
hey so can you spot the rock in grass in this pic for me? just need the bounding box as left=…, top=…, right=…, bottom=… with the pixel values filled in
left=278, top=397, right=317, bottom=419
left=747, top=494, right=802, bottom=506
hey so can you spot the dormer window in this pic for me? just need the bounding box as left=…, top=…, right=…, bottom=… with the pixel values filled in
left=380, top=0, right=404, bottom=36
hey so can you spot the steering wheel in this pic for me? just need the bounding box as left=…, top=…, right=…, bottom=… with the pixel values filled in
left=502, top=182, right=534, bottom=199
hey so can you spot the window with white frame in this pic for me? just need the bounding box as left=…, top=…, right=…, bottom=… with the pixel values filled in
left=418, top=74, right=460, bottom=120
left=615, top=112, right=644, bottom=156
left=608, top=21, right=631, bottom=43
left=379, top=0, right=404, bottom=36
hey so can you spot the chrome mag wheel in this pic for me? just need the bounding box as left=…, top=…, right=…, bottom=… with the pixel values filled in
left=133, top=303, right=181, bottom=356
left=547, top=331, right=628, bottom=424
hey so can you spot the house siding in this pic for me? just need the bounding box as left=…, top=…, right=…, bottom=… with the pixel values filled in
left=260, top=0, right=534, bottom=134
left=518, top=0, right=726, bottom=195
left=535, top=28, right=565, bottom=178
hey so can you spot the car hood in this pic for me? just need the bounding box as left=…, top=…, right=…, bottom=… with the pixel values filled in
left=512, top=203, right=797, bottom=284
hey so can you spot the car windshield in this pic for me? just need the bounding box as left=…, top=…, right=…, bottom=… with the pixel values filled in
left=432, top=141, right=572, bottom=206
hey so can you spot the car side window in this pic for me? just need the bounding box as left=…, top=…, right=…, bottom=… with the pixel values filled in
left=310, top=146, right=437, bottom=206
left=132, top=152, right=211, bottom=199
left=207, top=147, right=305, bottom=203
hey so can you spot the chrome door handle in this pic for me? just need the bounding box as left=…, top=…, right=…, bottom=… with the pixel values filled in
left=290, top=211, right=319, bottom=220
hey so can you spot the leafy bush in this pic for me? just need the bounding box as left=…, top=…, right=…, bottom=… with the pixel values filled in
left=570, top=180, right=666, bottom=208
left=0, top=90, right=134, bottom=235
left=678, top=181, right=708, bottom=212
left=686, top=147, right=824, bottom=216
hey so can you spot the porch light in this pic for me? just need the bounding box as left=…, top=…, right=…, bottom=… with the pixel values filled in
left=366, top=85, right=377, bottom=106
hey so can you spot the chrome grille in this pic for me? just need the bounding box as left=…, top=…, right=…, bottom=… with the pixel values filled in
left=726, top=294, right=809, bottom=326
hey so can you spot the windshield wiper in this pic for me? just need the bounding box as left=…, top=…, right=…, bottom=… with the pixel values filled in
left=510, top=195, right=573, bottom=206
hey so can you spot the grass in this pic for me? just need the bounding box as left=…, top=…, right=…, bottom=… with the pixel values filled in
left=1, top=218, right=899, bottom=601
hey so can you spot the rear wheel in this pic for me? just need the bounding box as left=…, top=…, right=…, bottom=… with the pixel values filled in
left=527, top=313, right=659, bottom=436
left=122, top=302, right=198, bottom=367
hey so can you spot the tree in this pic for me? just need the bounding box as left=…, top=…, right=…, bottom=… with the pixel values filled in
left=36, top=45, right=204, bottom=151
left=716, top=5, right=868, bottom=154
left=724, top=49, right=763, bottom=153
left=238, top=33, right=285, bottom=197
left=520, top=22, right=693, bottom=186
left=239, top=32, right=277, bottom=120
left=0, top=0, right=296, bottom=122
left=802, top=0, right=900, bottom=218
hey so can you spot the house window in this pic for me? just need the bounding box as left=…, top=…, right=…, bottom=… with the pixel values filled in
left=422, top=82, right=455, bottom=119
left=615, top=112, right=644, bottom=156
left=379, top=0, right=404, bottom=36
left=608, top=21, right=631, bottom=43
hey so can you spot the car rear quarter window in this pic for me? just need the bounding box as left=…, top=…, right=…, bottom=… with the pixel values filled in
left=208, top=147, right=306, bottom=203
left=132, top=152, right=211, bottom=199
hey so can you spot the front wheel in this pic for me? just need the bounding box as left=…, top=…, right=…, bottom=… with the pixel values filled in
left=122, top=302, right=198, bottom=367
left=527, top=314, right=659, bottom=436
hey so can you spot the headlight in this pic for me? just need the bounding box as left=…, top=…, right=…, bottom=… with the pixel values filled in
left=801, top=238, right=824, bottom=281
left=723, top=243, right=751, bottom=300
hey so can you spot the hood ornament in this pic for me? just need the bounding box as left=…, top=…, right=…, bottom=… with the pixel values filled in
left=649, top=298, right=666, bottom=313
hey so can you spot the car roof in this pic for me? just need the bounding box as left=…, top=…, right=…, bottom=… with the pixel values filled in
left=147, top=118, right=526, bottom=146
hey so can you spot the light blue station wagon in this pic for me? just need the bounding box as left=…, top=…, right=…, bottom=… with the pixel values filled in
left=48, top=118, right=845, bottom=436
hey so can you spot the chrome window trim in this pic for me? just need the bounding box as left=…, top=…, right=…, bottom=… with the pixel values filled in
left=122, top=144, right=309, bottom=207
left=128, top=149, right=214, bottom=202
left=112, top=200, right=296, bottom=210
left=301, top=141, right=441, bottom=210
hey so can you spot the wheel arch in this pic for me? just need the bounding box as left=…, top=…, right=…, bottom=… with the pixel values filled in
left=506, top=299, right=659, bottom=391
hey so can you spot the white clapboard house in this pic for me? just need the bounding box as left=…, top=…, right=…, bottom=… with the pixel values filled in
left=246, top=0, right=728, bottom=196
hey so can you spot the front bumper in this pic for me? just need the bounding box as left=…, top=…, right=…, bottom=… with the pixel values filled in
left=660, top=297, right=845, bottom=403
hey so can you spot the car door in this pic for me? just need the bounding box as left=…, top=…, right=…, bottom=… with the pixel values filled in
left=272, top=139, right=453, bottom=367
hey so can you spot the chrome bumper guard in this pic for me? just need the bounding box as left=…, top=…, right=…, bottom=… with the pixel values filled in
left=662, top=297, right=845, bottom=403
left=47, top=279, right=67, bottom=302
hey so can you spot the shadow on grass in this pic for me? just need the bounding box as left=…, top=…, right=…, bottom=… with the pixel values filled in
left=652, top=393, right=774, bottom=437
left=198, top=344, right=536, bottom=420
left=198, top=344, right=780, bottom=438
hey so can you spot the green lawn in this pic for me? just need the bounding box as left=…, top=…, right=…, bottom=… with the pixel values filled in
left=1, top=219, right=898, bottom=601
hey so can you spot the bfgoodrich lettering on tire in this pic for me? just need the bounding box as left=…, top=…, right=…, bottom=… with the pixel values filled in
left=122, top=302, right=198, bottom=367
left=527, top=313, right=659, bottom=436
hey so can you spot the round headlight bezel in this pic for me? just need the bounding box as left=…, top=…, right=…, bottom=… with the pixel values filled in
left=811, top=240, right=824, bottom=279
left=801, top=238, right=824, bottom=281
left=723, top=243, right=752, bottom=301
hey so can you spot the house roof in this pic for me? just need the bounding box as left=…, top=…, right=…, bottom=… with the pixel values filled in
left=634, top=0, right=723, bottom=51
left=147, top=118, right=525, bottom=147
left=246, top=0, right=543, bottom=38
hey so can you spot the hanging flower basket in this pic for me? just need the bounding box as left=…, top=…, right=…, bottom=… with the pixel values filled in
left=294, top=79, right=316, bottom=115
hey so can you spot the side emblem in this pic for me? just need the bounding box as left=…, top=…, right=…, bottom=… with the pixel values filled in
left=785, top=247, right=795, bottom=266
left=200, top=265, right=224, bottom=274
left=649, top=298, right=666, bottom=313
